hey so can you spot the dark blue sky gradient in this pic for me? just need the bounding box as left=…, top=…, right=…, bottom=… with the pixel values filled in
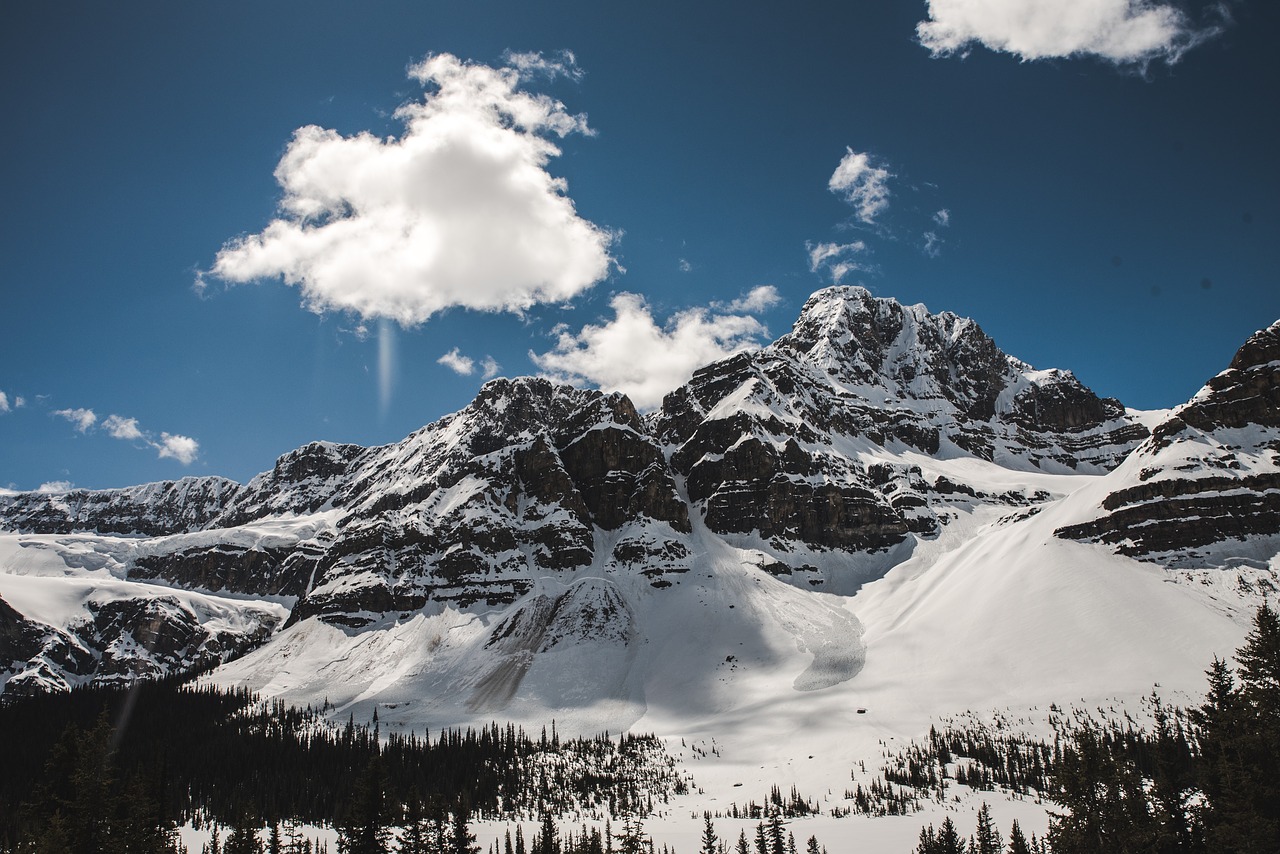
left=2, top=1, right=1277, bottom=489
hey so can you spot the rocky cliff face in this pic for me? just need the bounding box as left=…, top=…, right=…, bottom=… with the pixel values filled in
left=1056, top=320, right=1280, bottom=565
left=0, top=477, right=241, bottom=537
left=3, top=288, right=1273, bottom=698
left=654, top=287, right=1146, bottom=562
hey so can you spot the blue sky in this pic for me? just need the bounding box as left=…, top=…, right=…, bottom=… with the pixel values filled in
left=2, top=0, right=1277, bottom=491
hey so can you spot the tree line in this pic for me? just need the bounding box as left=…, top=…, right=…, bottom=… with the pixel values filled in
left=908, top=603, right=1280, bottom=853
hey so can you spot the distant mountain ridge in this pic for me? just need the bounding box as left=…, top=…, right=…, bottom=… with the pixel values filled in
left=1, top=287, right=1275, bottom=718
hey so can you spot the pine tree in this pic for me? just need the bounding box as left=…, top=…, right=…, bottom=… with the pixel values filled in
left=1006, top=821, right=1030, bottom=854
left=767, top=812, right=785, bottom=854
left=699, top=814, right=718, bottom=854
left=614, top=816, right=646, bottom=854
left=936, top=817, right=964, bottom=854
left=1194, top=603, right=1280, bottom=853
left=973, top=803, right=1002, bottom=854
left=735, top=829, right=749, bottom=854
left=537, top=809, right=559, bottom=854
left=804, top=836, right=820, bottom=854
left=400, top=793, right=431, bottom=854
left=336, top=756, right=391, bottom=854
left=451, top=803, right=479, bottom=854
left=754, top=823, right=768, bottom=854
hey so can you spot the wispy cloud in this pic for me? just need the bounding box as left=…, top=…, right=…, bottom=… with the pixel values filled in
left=807, top=241, right=874, bottom=283
left=531, top=292, right=771, bottom=410
left=715, top=285, right=782, bottom=314
left=37, top=481, right=73, bottom=494
left=0, top=390, right=18, bottom=413
left=829, top=148, right=892, bottom=224
left=480, top=356, right=501, bottom=380
left=502, top=48, right=584, bottom=82
left=54, top=407, right=98, bottom=432
left=916, top=0, right=1226, bottom=65
left=203, top=52, right=614, bottom=326
left=933, top=209, right=951, bottom=227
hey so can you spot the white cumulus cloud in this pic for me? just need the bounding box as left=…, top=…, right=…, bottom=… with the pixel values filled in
left=916, top=0, right=1224, bottom=65
left=437, top=348, right=476, bottom=375
left=531, top=292, right=771, bottom=410
left=205, top=52, right=615, bottom=326
left=37, top=481, right=74, bottom=494
left=53, top=405, right=199, bottom=465
left=0, top=391, right=8, bottom=413
left=154, top=433, right=199, bottom=465
left=55, top=407, right=97, bottom=432
left=829, top=149, right=892, bottom=224
left=102, top=414, right=145, bottom=440
left=480, top=356, right=502, bottom=380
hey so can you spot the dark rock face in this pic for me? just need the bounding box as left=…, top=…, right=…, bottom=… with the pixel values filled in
left=215, top=441, right=367, bottom=527
left=0, top=592, right=279, bottom=694
left=287, top=379, right=692, bottom=626
left=0, top=477, right=241, bottom=536
left=1153, top=321, right=1280, bottom=443
left=1057, top=319, right=1280, bottom=562
left=0, top=595, right=52, bottom=693
left=133, top=544, right=308, bottom=597
left=1057, top=472, right=1280, bottom=558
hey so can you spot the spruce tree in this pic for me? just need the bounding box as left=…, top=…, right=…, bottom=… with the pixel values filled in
left=973, top=803, right=1002, bottom=854
left=1006, top=821, right=1030, bottom=854
left=336, top=756, right=391, bottom=854
left=936, top=817, right=964, bottom=854
left=1194, top=603, right=1280, bottom=853
left=699, top=814, right=718, bottom=854
left=451, top=803, right=479, bottom=854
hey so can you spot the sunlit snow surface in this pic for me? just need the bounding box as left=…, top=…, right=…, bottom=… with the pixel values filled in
left=194, top=449, right=1255, bottom=846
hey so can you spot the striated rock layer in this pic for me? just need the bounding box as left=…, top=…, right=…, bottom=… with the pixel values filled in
left=3, top=287, right=1274, bottom=700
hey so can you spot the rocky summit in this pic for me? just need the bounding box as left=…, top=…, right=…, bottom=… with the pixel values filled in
left=0, top=287, right=1275, bottom=721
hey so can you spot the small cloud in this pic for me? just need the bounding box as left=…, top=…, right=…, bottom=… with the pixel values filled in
left=678, top=258, right=693, bottom=273
left=55, top=408, right=98, bottom=433
left=829, top=148, right=892, bottom=224
left=37, top=481, right=74, bottom=494
left=807, top=240, right=874, bottom=283
left=716, top=285, right=782, bottom=314
left=437, top=348, right=476, bottom=375
left=203, top=52, right=614, bottom=327
left=53, top=405, right=199, bottom=465
left=502, top=49, right=584, bottom=82
left=154, top=433, right=199, bottom=465
left=102, top=414, right=145, bottom=441
left=923, top=231, right=943, bottom=257
left=531, top=292, right=770, bottom=410
left=0, top=391, right=8, bottom=413
left=916, top=0, right=1227, bottom=66
left=933, top=209, right=951, bottom=227
left=480, top=356, right=501, bottom=380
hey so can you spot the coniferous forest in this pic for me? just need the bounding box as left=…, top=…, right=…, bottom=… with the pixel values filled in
left=0, top=672, right=687, bottom=853
left=1, top=604, right=1276, bottom=854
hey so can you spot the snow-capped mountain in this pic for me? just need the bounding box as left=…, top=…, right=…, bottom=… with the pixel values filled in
left=0, top=287, right=1273, bottom=740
